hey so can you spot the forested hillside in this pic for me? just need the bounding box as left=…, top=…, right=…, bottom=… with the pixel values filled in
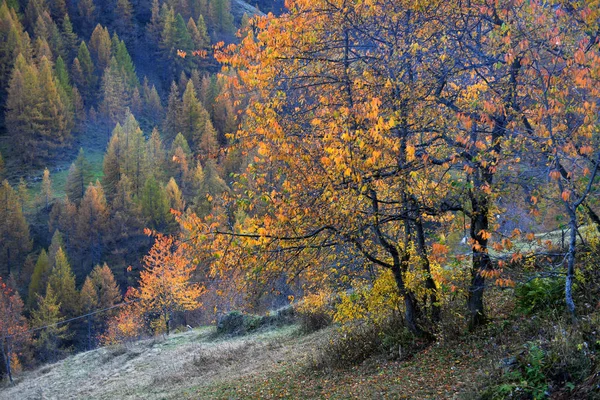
left=1, top=0, right=600, bottom=398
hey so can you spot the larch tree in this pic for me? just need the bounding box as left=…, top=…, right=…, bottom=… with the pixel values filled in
left=0, top=180, right=32, bottom=278
left=40, top=168, right=53, bottom=211
left=89, top=24, right=111, bottom=72
left=65, top=148, right=92, bottom=204
left=30, top=285, right=70, bottom=363
left=132, top=234, right=204, bottom=335
left=75, top=181, right=109, bottom=268
left=48, top=247, right=78, bottom=317
left=28, top=249, right=51, bottom=309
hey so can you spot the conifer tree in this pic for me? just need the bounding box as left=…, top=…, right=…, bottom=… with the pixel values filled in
left=31, top=285, right=70, bottom=363
left=0, top=180, right=32, bottom=277
left=48, top=230, right=65, bottom=269
left=48, top=247, right=78, bottom=316
left=76, top=0, right=96, bottom=36
left=181, top=79, right=210, bottom=150
left=89, top=263, right=121, bottom=311
left=207, top=0, right=233, bottom=36
left=54, top=55, right=70, bottom=95
left=0, top=2, right=31, bottom=96
left=102, top=125, right=123, bottom=201
left=39, top=168, right=52, bottom=211
left=47, top=0, right=67, bottom=23
left=72, top=41, right=95, bottom=104
left=89, top=24, right=111, bottom=72
left=146, top=128, right=166, bottom=181
left=113, top=38, right=138, bottom=89
left=72, top=85, right=86, bottom=125
left=146, top=0, right=163, bottom=44
left=28, top=250, right=51, bottom=309
left=114, top=0, right=134, bottom=42
left=76, top=181, right=109, bottom=266
left=17, top=178, right=29, bottom=213
left=122, top=112, right=147, bottom=197
left=80, top=276, right=98, bottom=313
left=65, top=148, right=92, bottom=204
left=79, top=276, right=98, bottom=349
left=143, top=82, right=163, bottom=124
left=166, top=177, right=185, bottom=212
left=141, top=176, right=171, bottom=230
left=187, top=16, right=209, bottom=54
left=60, top=14, right=77, bottom=61
left=164, top=81, right=182, bottom=142
left=199, top=118, right=218, bottom=158
left=0, top=153, right=4, bottom=181
left=100, top=57, right=129, bottom=123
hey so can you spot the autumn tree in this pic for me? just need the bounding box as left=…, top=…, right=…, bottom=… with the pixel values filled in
left=28, top=250, right=51, bottom=309
left=30, top=285, right=70, bottom=363
left=48, top=247, right=78, bottom=317
left=0, top=277, right=30, bottom=382
left=40, top=167, right=52, bottom=211
left=132, top=234, right=204, bottom=334
left=65, top=148, right=92, bottom=204
left=75, top=181, right=109, bottom=268
left=0, top=180, right=32, bottom=277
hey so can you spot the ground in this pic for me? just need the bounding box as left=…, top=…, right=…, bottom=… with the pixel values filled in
left=0, top=323, right=505, bottom=400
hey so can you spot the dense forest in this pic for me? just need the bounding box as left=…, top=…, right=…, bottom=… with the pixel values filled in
left=1, top=0, right=600, bottom=398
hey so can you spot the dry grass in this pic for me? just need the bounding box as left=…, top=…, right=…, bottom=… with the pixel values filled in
left=0, top=325, right=309, bottom=400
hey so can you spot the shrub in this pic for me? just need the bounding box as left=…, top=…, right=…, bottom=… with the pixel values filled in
left=515, top=277, right=564, bottom=315
left=295, top=290, right=334, bottom=333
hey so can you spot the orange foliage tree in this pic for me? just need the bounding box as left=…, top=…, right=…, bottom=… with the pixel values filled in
left=0, top=277, right=31, bottom=382
left=132, top=232, right=204, bottom=335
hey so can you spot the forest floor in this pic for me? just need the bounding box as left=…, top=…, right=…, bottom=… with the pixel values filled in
left=0, top=321, right=515, bottom=400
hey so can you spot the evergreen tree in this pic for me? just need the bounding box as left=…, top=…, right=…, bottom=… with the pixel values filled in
left=72, top=41, right=96, bottom=104
left=141, top=175, right=171, bottom=230
left=181, top=79, right=210, bottom=151
left=100, top=57, right=129, bottom=123
left=60, top=14, right=77, bottom=61
left=0, top=153, right=4, bottom=181
left=65, top=148, right=92, bottom=204
left=146, top=127, right=166, bottom=181
left=164, top=81, right=182, bottom=142
left=28, top=250, right=51, bottom=309
left=54, top=55, right=70, bottom=94
left=146, top=0, right=163, bottom=45
left=113, top=38, right=138, bottom=89
left=188, top=16, right=209, bottom=50
left=122, top=112, right=147, bottom=197
left=0, top=180, right=32, bottom=277
left=48, top=247, right=78, bottom=316
left=31, top=285, right=70, bottom=363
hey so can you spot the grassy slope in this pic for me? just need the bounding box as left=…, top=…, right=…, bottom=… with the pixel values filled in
left=0, top=321, right=523, bottom=400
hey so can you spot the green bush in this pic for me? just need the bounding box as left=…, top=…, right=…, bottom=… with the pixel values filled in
left=515, top=277, right=564, bottom=315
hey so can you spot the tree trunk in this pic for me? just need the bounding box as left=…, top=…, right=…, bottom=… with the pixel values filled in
left=415, top=218, right=440, bottom=322
left=565, top=216, right=577, bottom=317
left=1, top=338, right=13, bottom=384
left=467, top=190, right=491, bottom=329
